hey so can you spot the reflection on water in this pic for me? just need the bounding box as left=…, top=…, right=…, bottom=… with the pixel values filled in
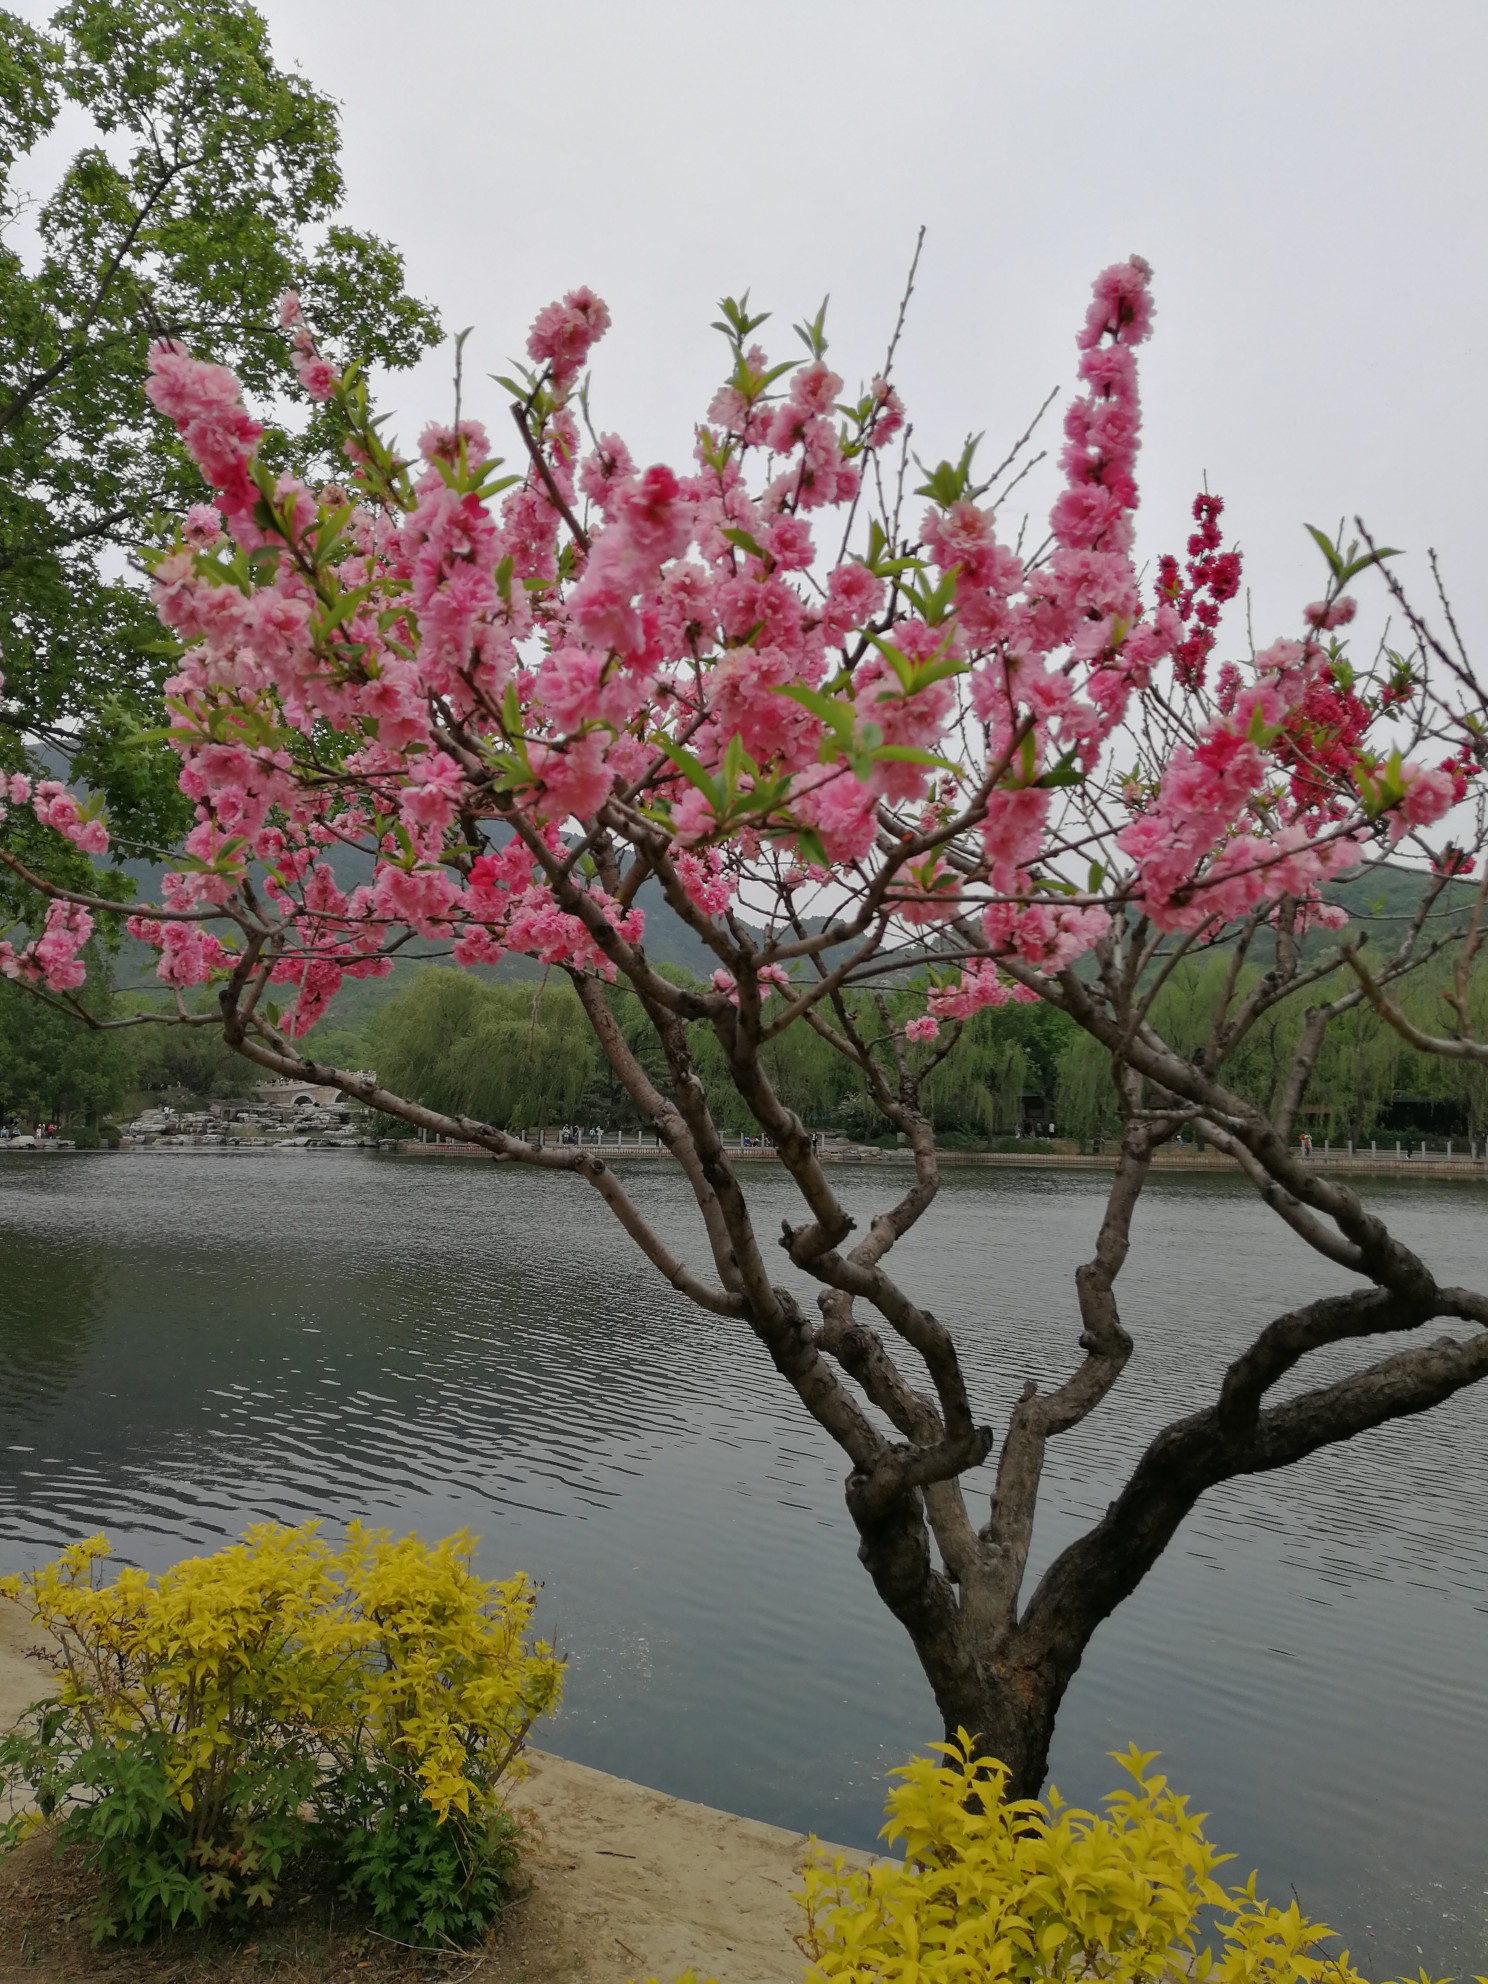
left=1, top=1151, right=1484, bottom=1971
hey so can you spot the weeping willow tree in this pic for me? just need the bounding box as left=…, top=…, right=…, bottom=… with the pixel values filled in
left=1051, top=949, right=1488, bottom=1149
left=366, top=972, right=596, bottom=1132
left=1305, top=997, right=1406, bottom=1144
left=603, top=979, right=1075, bottom=1143
left=1056, top=1029, right=1119, bottom=1150
left=921, top=1028, right=1020, bottom=1136
left=0, top=962, right=131, bottom=1129
left=357, top=954, right=1483, bottom=1154
left=1388, top=959, right=1488, bottom=1139
left=684, top=987, right=858, bottom=1135
left=757, top=993, right=1074, bottom=1142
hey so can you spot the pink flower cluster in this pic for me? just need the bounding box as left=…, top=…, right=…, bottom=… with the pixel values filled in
left=279, top=290, right=340, bottom=402
left=123, top=915, right=232, bottom=989
left=6, top=267, right=1445, bottom=1035
left=145, top=345, right=263, bottom=531
left=928, top=962, right=1039, bottom=1021
left=1389, top=762, right=1456, bottom=844
left=0, top=899, right=91, bottom=993
left=527, top=286, right=612, bottom=391
left=1117, top=659, right=1369, bottom=932
left=29, top=781, right=110, bottom=857
left=707, top=962, right=793, bottom=1009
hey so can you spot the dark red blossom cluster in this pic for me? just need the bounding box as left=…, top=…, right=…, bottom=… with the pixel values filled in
left=1158, top=493, right=1243, bottom=692
left=1431, top=843, right=1475, bottom=878
left=1438, top=750, right=1475, bottom=804
left=1274, top=665, right=1375, bottom=816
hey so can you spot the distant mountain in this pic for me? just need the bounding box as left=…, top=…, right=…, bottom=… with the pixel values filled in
left=1324, top=860, right=1477, bottom=938
left=105, top=839, right=1470, bottom=1031
left=107, top=849, right=742, bottom=1016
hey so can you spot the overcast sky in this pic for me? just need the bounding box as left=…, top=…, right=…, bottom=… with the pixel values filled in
left=21, top=0, right=1488, bottom=658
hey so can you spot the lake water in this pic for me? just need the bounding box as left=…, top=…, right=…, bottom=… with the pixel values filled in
left=0, top=1151, right=1484, bottom=1974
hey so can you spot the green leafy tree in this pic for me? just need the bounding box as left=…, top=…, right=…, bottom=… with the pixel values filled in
left=0, top=0, right=439, bottom=869
left=1056, top=1026, right=1120, bottom=1151
left=118, top=994, right=245, bottom=1102
left=367, top=972, right=597, bottom=1134
left=0, top=959, right=128, bottom=1125
left=1051, top=950, right=1488, bottom=1149
left=921, top=1001, right=1073, bottom=1139
left=1305, top=995, right=1404, bottom=1144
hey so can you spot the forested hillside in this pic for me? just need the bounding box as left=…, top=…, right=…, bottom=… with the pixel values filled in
left=6, top=861, right=1484, bottom=1146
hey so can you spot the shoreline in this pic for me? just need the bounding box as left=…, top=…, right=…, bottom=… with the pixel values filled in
left=0, top=1599, right=865, bottom=1983
left=378, top=1143, right=1488, bottom=1181
left=7, top=1143, right=1485, bottom=1182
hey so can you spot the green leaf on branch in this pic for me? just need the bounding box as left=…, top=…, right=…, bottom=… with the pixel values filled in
left=697, top=429, right=736, bottom=473
left=720, top=730, right=750, bottom=795
left=1305, top=523, right=1403, bottom=588
left=913, top=436, right=982, bottom=508
left=1340, top=544, right=1401, bottom=583
left=313, top=506, right=353, bottom=559
left=865, top=520, right=923, bottom=581
left=793, top=296, right=830, bottom=358
left=712, top=292, right=771, bottom=348
left=904, top=567, right=961, bottom=627
left=1035, top=749, right=1086, bottom=790
left=655, top=739, right=722, bottom=812
left=721, top=527, right=767, bottom=562
left=472, top=472, right=520, bottom=503
left=777, top=682, right=857, bottom=747
left=787, top=826, right=831, bottom=869
left=1245, top=701, right=1280, bottom=747
left=872, top=744, right=961, bottom=773
left=1305, top=524, right=1347, bottom=582
left=730, top=354, right=794, bottom=404
left=313, top=585, right=370, bottom=638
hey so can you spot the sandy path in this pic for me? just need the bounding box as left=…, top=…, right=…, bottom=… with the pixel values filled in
left=0, top=1597, right=53, bottom=1731
left=0, top=1598, right=868, bottom=1984
left=504, top=1750, right=841, bottom=1983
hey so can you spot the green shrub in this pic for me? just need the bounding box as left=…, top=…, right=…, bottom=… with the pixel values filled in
left=0, top=1524, right=562, bottom=1945
left=328, top=1760, right=522, bottom=1945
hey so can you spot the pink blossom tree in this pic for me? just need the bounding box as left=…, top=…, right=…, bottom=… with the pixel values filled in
left=4, top=261, right=1486, bottom=1793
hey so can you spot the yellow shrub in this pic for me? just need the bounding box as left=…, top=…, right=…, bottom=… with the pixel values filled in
left=792, top=1735, right=1484, bottom=1984
left=0, top=1522, right=562, bottom=1943
left=326, top=1522, right=564, bottom=1818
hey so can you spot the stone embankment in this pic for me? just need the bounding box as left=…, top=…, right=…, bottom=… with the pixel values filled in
left=383, top=1140, right=1488, bottom=1181
left=119, top=1078, right=363, bottom=1148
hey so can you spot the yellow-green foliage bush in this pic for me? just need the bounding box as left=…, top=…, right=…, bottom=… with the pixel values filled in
left=665, top=1736, right=1481, bottom=1984
left=793, top=1735, right=1482, bottom=1984
left=0, top=1522, right=562, bottom=1945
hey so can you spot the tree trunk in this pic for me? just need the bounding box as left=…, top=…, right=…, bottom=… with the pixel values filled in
left=851, top=1491, right=1070, bottom=1801
left=919, top=1637, right=1065, bottom=1801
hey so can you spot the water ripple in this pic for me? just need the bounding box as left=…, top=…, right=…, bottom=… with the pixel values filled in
left=0, top=1150, right=1484, bottom=1972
